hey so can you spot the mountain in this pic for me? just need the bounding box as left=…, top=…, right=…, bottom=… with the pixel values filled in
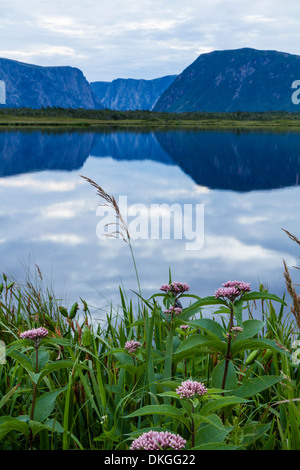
left=154, top=48, right=300, bottom=112
left=90, top=75, right=177, bottom=110
left=1, top=128, right=300, bottom=192
left=0, top=58, right=102, bottom=109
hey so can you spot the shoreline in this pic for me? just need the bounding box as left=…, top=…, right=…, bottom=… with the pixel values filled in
left=0, top=110, right=300, bottom=130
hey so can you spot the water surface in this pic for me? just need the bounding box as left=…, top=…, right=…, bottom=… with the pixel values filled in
left=0, top=128, right=299, bottom=318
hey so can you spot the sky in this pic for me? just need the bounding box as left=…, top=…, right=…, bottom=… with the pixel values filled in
left=1, top=0, right=300, bottom=82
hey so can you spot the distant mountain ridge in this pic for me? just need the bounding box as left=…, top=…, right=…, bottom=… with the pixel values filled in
left=90, top=76, right=177, bottom=110
left=154, top=48, right=300, bottom=112
left=1, top=48, right=300, bottom=111
left=0, top=58, right=102, bottom=109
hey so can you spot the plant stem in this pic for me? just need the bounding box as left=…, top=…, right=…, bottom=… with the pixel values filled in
left=28, top=343, right=39, bottom=450
left=221, top=306, right=234, bottom=393
left=191, top=403, right=195, bottom=448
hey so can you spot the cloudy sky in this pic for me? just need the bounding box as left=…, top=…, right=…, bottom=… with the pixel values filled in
left=1, top=0, right=300, bottom=82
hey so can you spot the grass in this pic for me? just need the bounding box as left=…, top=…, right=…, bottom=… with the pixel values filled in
left=0, top=180, right=299, bottom=451
left=1, top=108, right=300, bottom=129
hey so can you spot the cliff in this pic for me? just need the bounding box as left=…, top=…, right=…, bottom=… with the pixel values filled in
left=0, top=58, right=101, bottom=109
left=90, top=75, right=177, bottom=110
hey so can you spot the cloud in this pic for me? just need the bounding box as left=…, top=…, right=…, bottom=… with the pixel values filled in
left=1, top=1, right=300, bottom=81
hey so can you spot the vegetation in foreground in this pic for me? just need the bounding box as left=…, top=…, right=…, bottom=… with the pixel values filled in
left=1, top=107, right=300, bottom=129
left=0, top=181, right=299, bottom=451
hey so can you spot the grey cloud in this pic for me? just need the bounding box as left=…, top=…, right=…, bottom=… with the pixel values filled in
left=1, top=1, right=300, bottom=81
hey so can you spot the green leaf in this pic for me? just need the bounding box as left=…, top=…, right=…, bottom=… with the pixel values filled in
left=242, top=292, right=286, bottom=305
left=30, top=348, right=50, bottom=372
left=187, top=318, right=226, bottom=341
left=29, top=419, right=64, bottom=438
left=8, top=349, right=33, bottom=372
left=233, top=300, right=243, bottom=327
left=231, top=338, right=289, bottom=357
left=125, top=404, right=190, bottom=428
left=33, top=386, right=68, bottom=422
left=241, top=422, right=271, bottom=446
left=200, top=396, right=249, bottom=417
left=237, top=320, right=265, bottom=340
left=40, top=360, right=77, bottom=378
left=187, top=296, right=228, bottom=308
left=0, top=384, right=21, bottom=411
left=233, top=375, right=282, bottom=398
left=0, top=417, right=29, bottom=440
left=174, top=334, right=226, bottom=361
left=192, top=442, right=242, bottom=450
left=196, top=414, right=232, bottom=446
left=211, top=359, right=238, bottom=390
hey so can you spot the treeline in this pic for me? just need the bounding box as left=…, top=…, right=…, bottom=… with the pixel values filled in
left=1, top=106, right=300, bottom=122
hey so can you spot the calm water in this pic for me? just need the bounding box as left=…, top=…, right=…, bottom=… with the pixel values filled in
left=0, top=128, right=300, bottom=318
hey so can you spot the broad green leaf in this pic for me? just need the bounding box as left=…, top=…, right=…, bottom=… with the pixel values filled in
left=30, top=348, right=50, bottom=372
left=0, top=417, right=29, bottom=440
left=193, top=413, right=227, bottom=431
left=237, top=319, right=265, bottom=340
left=200, top=396, right=249, bottom=417
left=43, top=418, right=64, bottom=434
left=125, top=404, right=190, bottom=428
left=29, top=419, right=64, bottom=438
left=28, top=371, right=43, bottom=384
left=40, top=360, right=77, bottom=378
left=174, top=334, right=226, bottom=361
left=196, top=415, right=232, bottom=446
left=187, top=318, right=226, bottom=341
left=242, top=291, right=286, bottom=305
left=186, top=296, right=228, bottom=308
left=233, top=375, right=282, bottom=398
left=231, top=338, right=289, bottom=357
left=8, top=349, right=33, bottom=372
left=211, top=359, right=238, bottom=390
left=33, top=386, right=68, bottom=422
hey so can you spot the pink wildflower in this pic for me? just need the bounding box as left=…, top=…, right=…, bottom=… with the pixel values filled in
left=176, top=379, right=207, bottom=399
left=124, top=340, right=142, bottom=354
left=164, top=306, right=183, bottom=316
left=214, top=280, right=251, bottom=302
left=19, top=327, right=48, bottom=342
left=130, top=430, right=186, bottom=450
left=160, top=282, right=190, bottom=295
left=180, top=325, right=189, bottom=330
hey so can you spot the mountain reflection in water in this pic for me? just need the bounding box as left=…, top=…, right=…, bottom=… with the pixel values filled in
left=0, top=128, right=299, bottom=313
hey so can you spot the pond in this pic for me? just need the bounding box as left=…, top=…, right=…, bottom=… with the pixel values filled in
left=0, top=127, right=299, bottom=318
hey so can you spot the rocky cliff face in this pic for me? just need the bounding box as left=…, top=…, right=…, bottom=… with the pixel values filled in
left=154, top=48, right=300, bottom=112
left=0, top=58, right=101, bottom=109
left=90, top=75, right=177, bottom=110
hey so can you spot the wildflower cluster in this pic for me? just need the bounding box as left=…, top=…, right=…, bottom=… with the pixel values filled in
left=180, top=324, right=189, bottom=331
left=19, top=327, right=48, bottom=346
left=160, top=282, right=190, bottom=295
left=124, top=340, right=142, bottom=354
left=164, top=306, right=182, bottom=316
left=176, top=379, right=207, bottom=399
left=130, top=430, right=186, bottom=450
left=225, top=326, right=244, bottom=339
left=214, top=280, right=251, bottom=302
